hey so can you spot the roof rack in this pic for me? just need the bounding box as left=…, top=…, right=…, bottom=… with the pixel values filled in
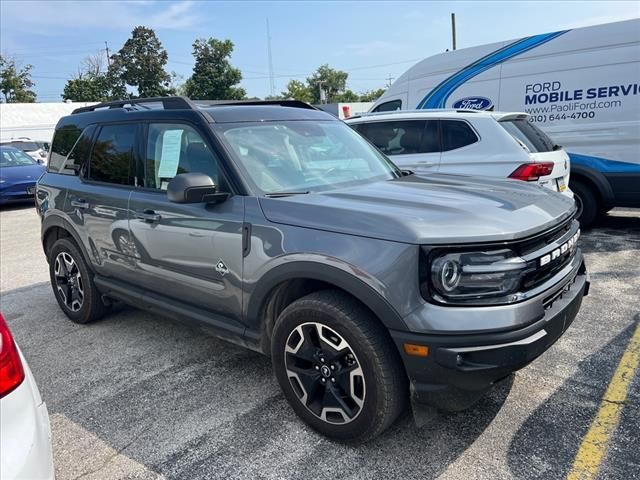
left=72, top=97, right=318, bottom=115
left=72, top=96, right=198, bottom=114
left=195, top=99, right=318, bottom=110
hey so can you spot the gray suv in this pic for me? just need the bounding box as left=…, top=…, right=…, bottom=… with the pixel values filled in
left=36, top=97, right=589, bottom=442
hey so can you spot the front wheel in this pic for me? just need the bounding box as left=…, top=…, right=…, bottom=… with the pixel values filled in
left=271, top=290, right=408, bottom=443
left=48, top=237, right=109, bottom=324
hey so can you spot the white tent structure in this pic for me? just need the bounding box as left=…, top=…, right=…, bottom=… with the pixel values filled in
left=0, top=102, right=97, bottom=143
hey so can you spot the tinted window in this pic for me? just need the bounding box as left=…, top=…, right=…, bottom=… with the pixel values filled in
left=372, top=100, right=401, bottom=112
left=145, top=123, right=223, bottom=191
left=441, top=120, right=478, bottom=151
left=57, top=125, right=95, bottom=176
left=89, top=124, right=135, bottom=185
left=500, top=119, right=554, bottom=153
left=49, top=125, right=82, bottom=172
left=358, top=120, right=439, bottom=155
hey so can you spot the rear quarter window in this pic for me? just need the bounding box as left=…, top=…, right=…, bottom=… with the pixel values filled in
left=49, top=125, right=83, bottom=173
left=441, top=120, right=478, bottom=151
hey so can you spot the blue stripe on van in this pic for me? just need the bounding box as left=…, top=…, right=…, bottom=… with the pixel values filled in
left=416, top=30, right=569, bottom=109
left=569, top=153, right=640, bottom=173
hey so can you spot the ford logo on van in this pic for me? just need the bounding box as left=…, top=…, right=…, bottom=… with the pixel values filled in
left=452, top=96, right=493, bottom=110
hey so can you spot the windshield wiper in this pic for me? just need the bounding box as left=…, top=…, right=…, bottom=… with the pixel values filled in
left=264, top=191, right=310, bottom=198
left=553, top=144, right=563, bottom=151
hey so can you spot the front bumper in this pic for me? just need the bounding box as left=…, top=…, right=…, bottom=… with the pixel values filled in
left=390, top=260, right=589, bottom=411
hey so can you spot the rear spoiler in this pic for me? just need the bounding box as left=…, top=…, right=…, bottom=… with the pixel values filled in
left=492, top=112, right=530, bottom=122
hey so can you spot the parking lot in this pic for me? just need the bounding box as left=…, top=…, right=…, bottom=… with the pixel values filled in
left=1, top=204, right=638, bottom=480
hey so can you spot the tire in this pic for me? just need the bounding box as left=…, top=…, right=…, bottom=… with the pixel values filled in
left=271, top=290, right=408, bottom=443
left=571, top=179, right=598, bottom=228
left=48, top=237, right=109, bottom=324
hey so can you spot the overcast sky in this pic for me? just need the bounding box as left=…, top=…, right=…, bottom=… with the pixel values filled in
left=1, top=0, right=638, bottom=102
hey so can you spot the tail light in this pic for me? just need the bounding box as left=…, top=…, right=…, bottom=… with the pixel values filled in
left=0, top=313, right=25, bottom=398
left=509, top=162, right=554, bottom=181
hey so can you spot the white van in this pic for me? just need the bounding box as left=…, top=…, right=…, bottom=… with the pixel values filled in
left=372, top=19, right=640, bottom=225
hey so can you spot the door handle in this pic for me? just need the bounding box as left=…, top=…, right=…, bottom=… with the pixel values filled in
left=70, top=199, right=89, bottom=209
left=135, top=209, right=161, bottom=223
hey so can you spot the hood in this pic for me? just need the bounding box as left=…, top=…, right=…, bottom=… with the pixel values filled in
left=259, top=174, right=576, bottom=245
left=0, top=164, right=46, bottom=183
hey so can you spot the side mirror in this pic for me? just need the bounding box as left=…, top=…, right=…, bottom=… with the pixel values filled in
left=167, top=173, right=228, bottom=204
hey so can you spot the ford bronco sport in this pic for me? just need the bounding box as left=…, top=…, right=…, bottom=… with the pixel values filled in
left=36, top=97, right=589, bottom=442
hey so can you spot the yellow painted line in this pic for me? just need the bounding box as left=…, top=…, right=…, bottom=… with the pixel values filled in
left=567, top=322, right=640, bottom=480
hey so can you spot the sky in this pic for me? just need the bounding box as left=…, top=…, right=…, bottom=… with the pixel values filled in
left=1, top=0, right=638, bottom=102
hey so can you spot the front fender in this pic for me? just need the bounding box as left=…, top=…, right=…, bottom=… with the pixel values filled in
left=245, top=256, right=409, bottom=334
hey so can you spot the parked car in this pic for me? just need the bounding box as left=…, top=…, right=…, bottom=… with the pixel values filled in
left=346, top=110, right=573, bottom=200
left=37, top=97, right=588, bottom=442
left=371, top=19, right=640, bottom=226
left=0, top=138, right=49, bottom=164
left=0, top=313, right=55, bottom=480
left=0, top=146, right=47, bottom=205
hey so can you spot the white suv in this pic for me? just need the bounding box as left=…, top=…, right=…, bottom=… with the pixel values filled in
left=346, top=110, right=573, bottom=199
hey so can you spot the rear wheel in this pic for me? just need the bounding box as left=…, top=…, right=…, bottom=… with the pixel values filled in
left=48, top=237, right=109, bottom=324
left=571, top=179, right=598, bottom=228
left=271, top=290, right=407, bottom=443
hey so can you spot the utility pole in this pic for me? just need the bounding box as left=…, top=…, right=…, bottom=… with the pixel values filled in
left=317, top=80, right=327, bottom=104
left=104, top=41, right=111, bottom=66
left=451, top=13, right=457, bottom=51
left=266, top=18, right=276, bottom=97
left=385, top=75, right=394, bottom=88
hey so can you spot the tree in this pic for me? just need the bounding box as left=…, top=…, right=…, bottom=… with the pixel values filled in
left=307, top=64, right=349, bottom=104
left=280, top=80, right=313, bottom=103
left=359, top=88, right=386, bottom=102
left=110, top=26, right=174, bottom=98
left=0, top=56, right=36, bottom=103
left=184, top=38, right=245, bottom=100
left=62, top=54, right=117, bottom=102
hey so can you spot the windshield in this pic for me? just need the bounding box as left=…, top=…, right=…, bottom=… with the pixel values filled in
left=214, top=121, right=400, bottom=194
left=500, top=119, right=555, bottom=153
left=0, top=147, right=38, bottom=167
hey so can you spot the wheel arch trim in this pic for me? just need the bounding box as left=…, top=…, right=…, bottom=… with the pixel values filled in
left=41, top=214, right=94, bottom=270
left=246, top=260, right=409, bottom=335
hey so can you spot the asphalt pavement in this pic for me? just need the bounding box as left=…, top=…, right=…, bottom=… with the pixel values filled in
left=1, top=204, right=638, bottom=480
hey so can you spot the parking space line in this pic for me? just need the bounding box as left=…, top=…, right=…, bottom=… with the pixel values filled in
left=567, top=321, right=640, bottom=480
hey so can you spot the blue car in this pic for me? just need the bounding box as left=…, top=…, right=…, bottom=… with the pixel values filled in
left=0, top=146, right=47, bottom=205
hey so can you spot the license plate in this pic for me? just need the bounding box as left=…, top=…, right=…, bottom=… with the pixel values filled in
left=26, top=186, right=35, bottom=195
left=557, top=177, right=567, bottom=192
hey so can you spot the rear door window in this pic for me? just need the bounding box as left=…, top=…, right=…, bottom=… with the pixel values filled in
left=440, top=120, right=479, bottom=151
left=88, top=124, right=136, bottom=185
left=500, top=120, right=554, bottom=152
left=359, top=121, right=439, bottom=155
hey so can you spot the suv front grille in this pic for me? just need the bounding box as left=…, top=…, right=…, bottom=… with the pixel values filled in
left=518, top=217, right=580, bottom=291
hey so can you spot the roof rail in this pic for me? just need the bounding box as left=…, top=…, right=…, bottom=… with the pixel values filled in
left=195, top=99, right=318, bottom=110
left=71, top=96, right=198, bottom=114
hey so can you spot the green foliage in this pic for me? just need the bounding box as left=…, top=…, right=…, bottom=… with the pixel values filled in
left=306, top=64, right=349, bottom=104
left=280, top=80, right=313, bottom=103
left=184, top=38, right=246, bottom=100
left=110, top=26, right=174, bottom=98
left=61, top=74, right=112, bottom=102
left=0, top=56, right=36, bottom=103
left=359, top=88, right=386, bottom=102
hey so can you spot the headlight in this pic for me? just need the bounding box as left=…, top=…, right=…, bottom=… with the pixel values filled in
left=424, top=248, right=528, bottom=305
